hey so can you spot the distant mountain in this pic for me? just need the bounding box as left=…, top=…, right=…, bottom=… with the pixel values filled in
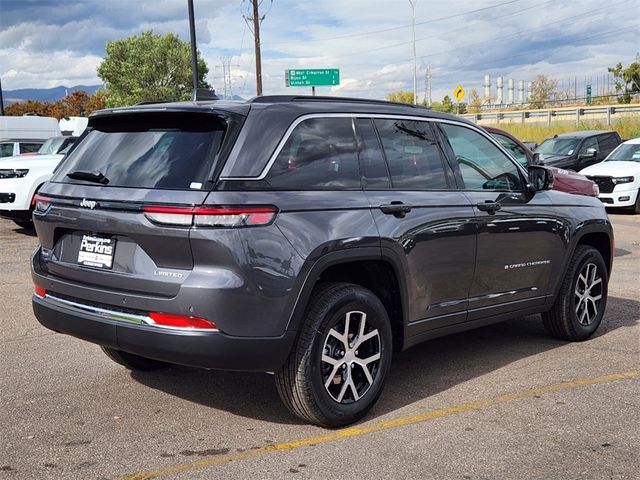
left=2, top=85, right=102, bottom=105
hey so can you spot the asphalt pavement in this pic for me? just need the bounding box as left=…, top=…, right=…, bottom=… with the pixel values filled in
left=1, top=212, right=638, bottom=480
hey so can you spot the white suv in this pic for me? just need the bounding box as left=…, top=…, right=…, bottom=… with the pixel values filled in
left=0, top=151, right=66, bottom=227
left=581, top=138, right=640, bottom=214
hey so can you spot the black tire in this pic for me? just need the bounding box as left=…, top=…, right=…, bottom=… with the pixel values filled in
left=12, top=218, right=33, bottom=229
left=275, top=282, right=393, bottom=427
left=542, top=246, right=608, bottom=341
left=633, top=189, right=640, bottom=214
left=100, top=346, right=170, bottom=371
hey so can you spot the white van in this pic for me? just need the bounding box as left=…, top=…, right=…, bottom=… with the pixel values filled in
left=0, top=116, right=62, bottom=158
left=59, top=116, right=88, bottom=136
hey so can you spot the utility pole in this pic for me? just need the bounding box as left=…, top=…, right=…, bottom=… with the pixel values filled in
left=0, top=76, right=4, bottom=115
left=244, top=0, right=264, bottom=96
left=187, top=0, right=199, bottom=92
left=409, top=0, right=417, bottom=105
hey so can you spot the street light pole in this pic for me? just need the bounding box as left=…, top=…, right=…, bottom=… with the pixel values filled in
left=409, top=0, right=417, bottom=106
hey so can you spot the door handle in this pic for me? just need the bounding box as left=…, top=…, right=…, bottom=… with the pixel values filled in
left=477, top=202, right=501, bottom=214
left=380, top=202, right=412, bottom=218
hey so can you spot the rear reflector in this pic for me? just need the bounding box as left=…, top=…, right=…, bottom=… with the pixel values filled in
left=148, top=312, right=218, bottom=330
left=34, top=284, right=46, bottom=298
left=142, top=205, right=277, bottom=227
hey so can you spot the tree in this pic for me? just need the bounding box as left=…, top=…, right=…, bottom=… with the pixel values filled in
left=4, top=91, right=106, bottom=119
left=528, top=74, right=558, bottom=109
left=387, top=90, right=415, bottom=105
left=468, top=88, right=482, bottom=113
left=97, top=30, right=210, bottom=107
left=608, top=61, right=640, bottom=104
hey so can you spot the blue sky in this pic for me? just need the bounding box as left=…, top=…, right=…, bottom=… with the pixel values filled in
left=0, top=0, right=638, bottom=102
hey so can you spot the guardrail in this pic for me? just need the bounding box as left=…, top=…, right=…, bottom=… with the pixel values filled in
left=460, top=104, right=640, bottom=126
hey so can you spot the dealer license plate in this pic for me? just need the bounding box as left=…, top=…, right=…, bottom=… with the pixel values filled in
left=77, top=234, right=116, bottom=269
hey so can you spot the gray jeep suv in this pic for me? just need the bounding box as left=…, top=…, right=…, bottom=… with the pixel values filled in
left=31, top=96, right=613, bottom=427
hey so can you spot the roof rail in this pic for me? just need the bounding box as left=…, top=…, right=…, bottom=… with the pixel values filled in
left=248, top=95, right=419, bottom=108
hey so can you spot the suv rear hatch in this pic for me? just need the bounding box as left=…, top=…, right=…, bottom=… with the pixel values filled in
left=34, top=108, right=244, bottom=297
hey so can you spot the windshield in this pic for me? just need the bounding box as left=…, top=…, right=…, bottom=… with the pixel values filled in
left=535, top=138, right=579, bottom=156
left=605, top=143, right=640, bottom=162
left=38, top=137, right=65, bottom=155
left=52, top=113, right=226, bottom=189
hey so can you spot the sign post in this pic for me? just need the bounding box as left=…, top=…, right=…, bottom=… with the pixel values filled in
left=285, top=69, right=340, bottom=95
left=454, top=84, right=465, bottom=115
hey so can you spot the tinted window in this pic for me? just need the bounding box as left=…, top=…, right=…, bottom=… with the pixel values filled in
left=52, top=113, right=225, bottom=189
left=598, top=134, right=618, bottom=154
left=266, top=117, right=359, bottom=189
left=354, top=118, right=390, bottom=189
left=20, top=143, right=42, bottom=154
left=491, top=133, right=529, bottom=167
left=0, top=143, right=14, bottom=158
left=441, top=124, right=524, bottom=191
left=374, top=118, right=448, bottom=190
left=579, top=136, right=598, bottom=155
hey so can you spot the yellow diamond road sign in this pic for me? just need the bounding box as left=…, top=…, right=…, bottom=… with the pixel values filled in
left=454, top=84, right=465, bottom=102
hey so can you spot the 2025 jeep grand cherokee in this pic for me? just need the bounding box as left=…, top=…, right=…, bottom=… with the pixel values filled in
left=31, top=96, right=612, bottom=427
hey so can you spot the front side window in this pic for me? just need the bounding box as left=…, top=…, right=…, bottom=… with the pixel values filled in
left=441, top=124, right=524, bottom=191
left=266, top=117, right=360, bottom=189
left=579, top=137, right=598, bottom=155
left=374, top=118, right=448, bottom=190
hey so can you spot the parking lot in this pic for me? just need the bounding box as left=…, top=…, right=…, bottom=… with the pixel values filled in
left=1, top=212, right=638, bottom=480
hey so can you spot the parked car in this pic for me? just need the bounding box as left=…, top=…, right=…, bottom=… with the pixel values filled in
left=0, top=115, right=61, bottom=158
left=0, top=146, right=71, bottom=228
left=484, top=126, right=598, bottom=197
left=31, top=95, right=613, bottom=427
left=580, top=137, right=640, bottom=213
left=534, top=130, right=622, bottom=171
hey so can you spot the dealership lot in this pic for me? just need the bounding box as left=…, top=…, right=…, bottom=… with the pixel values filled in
left=1, top=213, right=638, bottom=480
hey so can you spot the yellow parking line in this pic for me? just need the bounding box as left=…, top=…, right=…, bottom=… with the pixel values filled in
left=118, top=370, right=639, bottom=480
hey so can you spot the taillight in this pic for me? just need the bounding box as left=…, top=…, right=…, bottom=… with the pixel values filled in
left=34, top=194, right=51, bottom=213
left=34, top=284, right=46, bottom=298
left=148, top=312, right=218, bottom=330
left=142, top=205, right=277, bottom=227
left=142, top=206, right=193, bottom=226
left=193, top=206, right=277, bottom=227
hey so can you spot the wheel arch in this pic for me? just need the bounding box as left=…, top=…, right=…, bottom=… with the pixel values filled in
left=285, top=247, right=408, bottom=351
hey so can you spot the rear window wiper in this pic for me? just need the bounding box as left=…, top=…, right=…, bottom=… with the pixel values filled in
left=66, top=170, right=110, bottom=184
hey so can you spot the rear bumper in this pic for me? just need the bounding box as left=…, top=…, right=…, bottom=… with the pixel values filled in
left=32, top=294, right=296, bottom=371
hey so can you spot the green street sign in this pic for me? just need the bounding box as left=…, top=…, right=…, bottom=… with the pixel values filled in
left=285, top=69, right=340, bottom=87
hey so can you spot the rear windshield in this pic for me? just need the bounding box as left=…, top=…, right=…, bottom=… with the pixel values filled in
left=52, top=113, right=226, bottom=189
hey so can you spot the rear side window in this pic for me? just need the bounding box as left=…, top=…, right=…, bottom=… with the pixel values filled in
left=598, top=134, right=619, bottom=154
left=374, top=118, right=448, bottom=190
left=265, top=117, right=360, bottom=189
left=52, top=113, right=225, bottom=190
left=354, top=118, right=390, bottom=189
left=20, top=143, right=42, bottom=154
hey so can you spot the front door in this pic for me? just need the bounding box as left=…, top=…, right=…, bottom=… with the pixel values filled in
left=438, top=123, right=567, bottom=320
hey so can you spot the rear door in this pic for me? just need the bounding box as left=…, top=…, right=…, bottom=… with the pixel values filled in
left=438, top=122, right=567, bottom=319
left=35, top=110, right=236, bottom=297
left=358, top=117, right=476, bottom=333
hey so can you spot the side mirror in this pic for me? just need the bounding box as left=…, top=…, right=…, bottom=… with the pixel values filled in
left=531, top=152, right=543, bottom=165
left=579, top=147, right=597, bottom=159
left=527, top=165, right=554, bottom=192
